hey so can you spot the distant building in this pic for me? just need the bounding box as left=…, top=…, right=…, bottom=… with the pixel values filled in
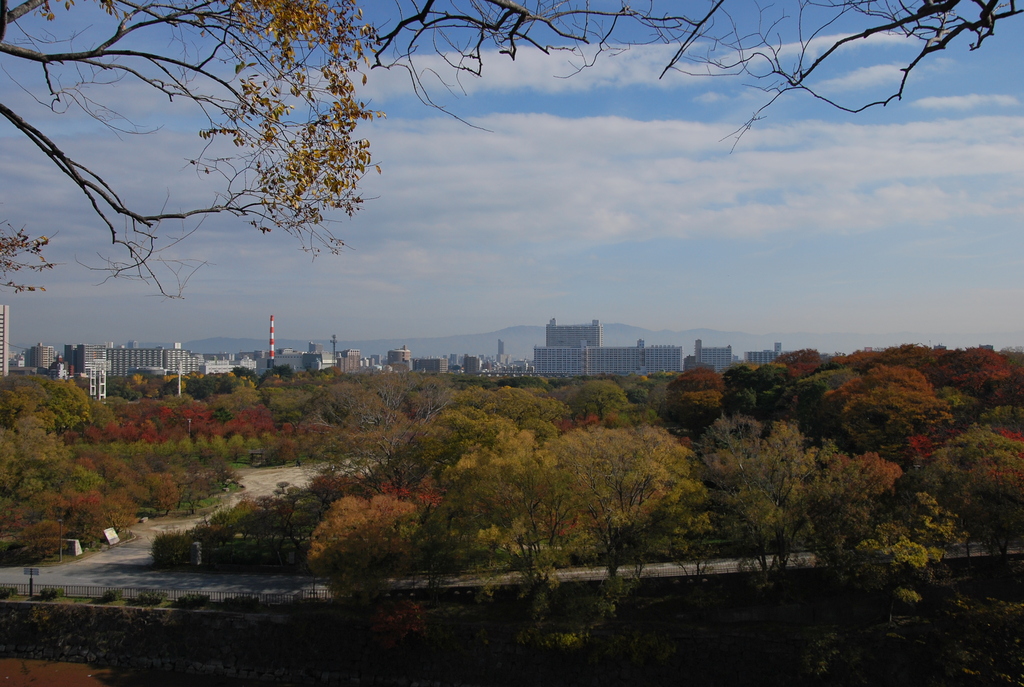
left=546, top=318, right=603, bottom=348
left=463, top=355, right=481, bottom=374
left=534, top=320, right=683, bottom=376
left=694, top=339, right=733, bottom=373
left=387, top=345, right=412, bottom=366
left=308, top=342, right=324, bottom=354
left=498, top=339, right=505, bottom=356
left=89, top=367, right=106, bottom=400
left=107, top=345, right=201, bottom=376
left=413, top=357, right=449, bottom=373
left=26, top=343, right=56, bottom=371
left=744, top=342, right=783, bottom=365
left=65, top=344, right=109, bottom=375
left=336, top=349, right=360, bottom=373
left=533, top=347, right=583, bottom=376
left=258, top=349, right=324, bottom=373
left=200, top=357, right=256, bottom=374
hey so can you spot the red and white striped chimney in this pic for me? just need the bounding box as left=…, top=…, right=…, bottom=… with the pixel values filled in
left=269, top=315, right=275, bottom=366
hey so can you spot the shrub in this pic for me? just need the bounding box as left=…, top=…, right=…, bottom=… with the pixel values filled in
left=133, top=591, right=167, bottom=606
left=20, top=521, right=61, bottom=560
left=99, top=589, right=122, bottom=603
left=516, top=628, right=590, bottom=653
left=37, top=587, right=64, bottom=601
left=151, top=530, right=193, bottom=568
left=221, top=595, right=260, bottom=612
left=371, top=601, right=426, bottom=649
left=174, top=592, right=210, bottom=609
left=0, top=587, right=16, bottom=599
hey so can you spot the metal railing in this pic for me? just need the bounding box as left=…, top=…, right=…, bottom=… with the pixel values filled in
left=0, top=583, right=332, bottom=605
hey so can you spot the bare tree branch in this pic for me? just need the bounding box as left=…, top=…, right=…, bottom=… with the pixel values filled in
left=372, top=0, right=1022, bottom=121
left=1, top=0, right=381, bottom=295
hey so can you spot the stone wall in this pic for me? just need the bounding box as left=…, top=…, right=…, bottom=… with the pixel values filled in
left=0, top=601, right=807, bottom=686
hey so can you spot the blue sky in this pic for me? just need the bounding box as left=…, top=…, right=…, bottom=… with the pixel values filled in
left=2, top=2, right=1024, bottom=350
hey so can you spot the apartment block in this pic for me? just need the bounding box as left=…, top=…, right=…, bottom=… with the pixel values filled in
left=107, top=345, right=200, bottom=376
left=546, top=319, right=603, bottom=348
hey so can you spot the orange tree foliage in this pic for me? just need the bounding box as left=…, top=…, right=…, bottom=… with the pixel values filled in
left=308, top=494, right=419, bottom=600
left=663, top=368, right=725, bottom=437
left=925, top=348, right=1013, bottom=406
left=834, top=344, right=940, bottom=375
left=773, top=349, right=823, bottom=379
left=826, top=365, right=952, bottom=462
left=805, top=451, right=903, bottom=577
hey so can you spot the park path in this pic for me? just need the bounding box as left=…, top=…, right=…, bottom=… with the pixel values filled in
left=0, top=465, right=317, bottom=594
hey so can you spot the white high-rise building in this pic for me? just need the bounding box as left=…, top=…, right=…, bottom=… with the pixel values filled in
left=534, top=346, right=584, bottom=376
left=107, top=346, right=201, bottom=376
left=745, top=342, right=783, bottom=365
left=533, top=323, right=684, bottom=376
left=546, top=319, right=603, bottom=348
left=694, top=339, right=733, bottom=373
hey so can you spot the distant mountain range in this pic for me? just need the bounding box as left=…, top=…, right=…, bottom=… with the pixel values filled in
left=162, top=325, right=1024, bottom=360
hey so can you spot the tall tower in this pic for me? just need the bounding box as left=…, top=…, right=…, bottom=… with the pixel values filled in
left=0, top=305, right=8, bottom=376
left=269, top=315, right=275, bottom=367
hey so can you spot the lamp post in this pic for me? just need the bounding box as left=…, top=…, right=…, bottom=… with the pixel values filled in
left=57, top=518, right=63, bottom=563
left=187, top=417, right=192, bottom=439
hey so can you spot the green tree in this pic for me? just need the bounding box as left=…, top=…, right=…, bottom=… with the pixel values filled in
left=568, top=380, right=629, bottom=421
left=805, top=451, right=903, bottom=579
left=0, top=378, right=90, bottom=433
left=699, top=417, right=818, bottom=574
left=922, top=427, right=1024, bottom=562
left=551, top=426, right=708, bottom=578
left=454, top=386, right=566, bottom=441
left=854, top=492, right=957, bottom=618
left=446, top=430, right=579, bottom=592
left=663, top=368, right=724, bottom=437
left=721, top=364, right=788, bottom=421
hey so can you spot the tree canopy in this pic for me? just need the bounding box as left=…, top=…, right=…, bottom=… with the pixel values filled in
left=1, top=0, right=380, bottom=293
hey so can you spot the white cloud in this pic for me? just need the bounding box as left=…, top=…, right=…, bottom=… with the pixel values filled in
left=816, top=63, right=905, bottom=92
left=7, top=96, right=1024, bottom=342
left=361, top=28, right=923, bottom=104
left=345, top=113, right=1024, bottom=253
left=913, top=94, right=1020, bottom=110
left=694, top=92, right=727, bottom=104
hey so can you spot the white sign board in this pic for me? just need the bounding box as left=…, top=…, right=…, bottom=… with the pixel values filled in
left=103, top=528, right=120, bottom=545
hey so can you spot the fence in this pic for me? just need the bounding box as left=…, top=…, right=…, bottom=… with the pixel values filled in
left=0, top=583, right=332, bottom=605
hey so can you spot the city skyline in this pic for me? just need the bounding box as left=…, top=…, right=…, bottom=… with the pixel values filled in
left=6, top=309, right=1024, bottom=362
left=2, top=11, right=1023, bottom=344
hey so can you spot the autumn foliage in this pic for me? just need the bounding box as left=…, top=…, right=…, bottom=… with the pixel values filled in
left=2, top=344, right=1022, bottom=608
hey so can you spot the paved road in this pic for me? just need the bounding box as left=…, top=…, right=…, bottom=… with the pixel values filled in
left=0, top=535, right=319, bottom=594
left=0, top=466, right=320, bottom=595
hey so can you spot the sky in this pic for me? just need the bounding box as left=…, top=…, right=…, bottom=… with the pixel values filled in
left=2, top=1, right=1024, bottom=351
